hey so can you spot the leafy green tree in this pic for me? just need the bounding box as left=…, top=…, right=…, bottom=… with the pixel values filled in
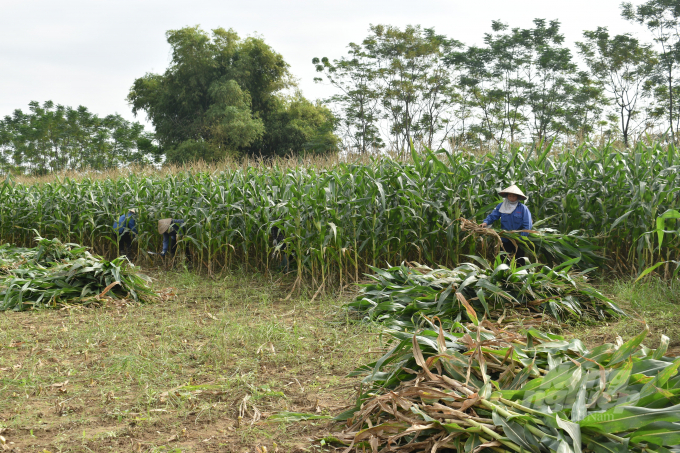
left=522, top=20, right=578, bottom=143
left=315, top=25, right=458, bottom=154
left=444, top=19, right=586, bottom=145
left=128, top=27, right=267, bottom=161
left=445, top=45, right=507, bottom=145
left=254, top=92, right=339, bottom=156
left=562, top=71, right=607, bottom=140
left=622, top=0, right=680, bottom=141
left=0, top=101, right=157, bottom=174
left=130, top=26, right=337, bottom=161
left=364, top=25, right=458, bottom=153
left=577, top=27, right=657, bottom=145
left=482, top=20, right=531, bottom=143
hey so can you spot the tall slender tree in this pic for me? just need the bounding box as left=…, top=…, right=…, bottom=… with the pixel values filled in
left=313, top=44, right=384, bottom=154
left=622, top=0, right=680, bottom=141
left=523, top=19, right=578, bottom=143
left=577, top=27, right=657, bottom=146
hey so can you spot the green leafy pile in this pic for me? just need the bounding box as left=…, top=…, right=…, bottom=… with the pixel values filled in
left=0, top=236, right=157, bottom=311
left=327, top=320, right=680, bottom=452
left=347, top=257, right=624, bottom=329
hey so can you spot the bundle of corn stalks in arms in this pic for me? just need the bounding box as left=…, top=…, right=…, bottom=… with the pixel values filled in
left=458, top=218, right=604, bottom=270
left=325, top=320, right=680, bottom=452
left=347, top=258, right=624, bottom=330
left=0, top=236, right=157, bottom=311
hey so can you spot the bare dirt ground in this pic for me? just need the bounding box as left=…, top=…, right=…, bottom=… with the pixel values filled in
left=1, top=269, right=679, bottom=452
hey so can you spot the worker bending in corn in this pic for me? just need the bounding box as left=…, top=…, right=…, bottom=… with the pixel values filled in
left=158, top=218, right=185, bottom=257
left=113, top=208, right=137, bottom=256
left=481, top=185, right=533, bottom=259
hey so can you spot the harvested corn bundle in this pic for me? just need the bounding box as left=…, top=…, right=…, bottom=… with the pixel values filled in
left=0, top=236, right=157, bottom=311
left=458, top=218, right=604, bottom=269
left=327, top=321, right=680, bottom=452
left=347, top=258, right=624, bottom=329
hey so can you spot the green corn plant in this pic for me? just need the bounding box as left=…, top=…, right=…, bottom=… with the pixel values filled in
left=0, top=141, right=678, bottom=283
left=636, top=209, right=680, bottom=282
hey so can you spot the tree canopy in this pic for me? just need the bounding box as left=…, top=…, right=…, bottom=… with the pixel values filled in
left=0, top=101, right=158, bottom=175
left=129, top=26, right=339, bottom=162
left=314, top=7, right=680, bottom=150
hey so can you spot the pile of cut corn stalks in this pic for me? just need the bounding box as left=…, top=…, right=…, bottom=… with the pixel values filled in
left=0, top=236, right=157, bottom=311
left=324, top=319, right=680, bottom=452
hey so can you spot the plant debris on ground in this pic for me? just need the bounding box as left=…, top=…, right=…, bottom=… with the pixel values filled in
left=0, top=236, right=157, bottom=311
left=327, top=319, right=680, bottom=452
left=347, top=257, right=624, bottom=330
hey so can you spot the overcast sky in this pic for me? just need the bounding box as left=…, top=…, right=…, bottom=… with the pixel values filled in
left=1, top=0, right=645, bottom=128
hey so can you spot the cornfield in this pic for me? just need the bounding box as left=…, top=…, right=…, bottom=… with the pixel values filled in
left=0, top=141, right=678, bottom=282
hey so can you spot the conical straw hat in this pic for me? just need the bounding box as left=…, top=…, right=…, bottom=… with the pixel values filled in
left=498, top=184, right=527, bottom=201
left=158, top=218, right=172, bottom=234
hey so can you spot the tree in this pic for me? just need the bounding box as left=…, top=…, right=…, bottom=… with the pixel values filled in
left=0, top=101, right=157, bottom=174
left=577, top=27, right=657, bottom=145
left=314, top=25, right=458, bottom=154
left=522, top=19, right=578, bottom=143
left=129, top=26, right=336, bottom=161
left=255, top=92, right=340, bottom=156
left=444, top=19, right=584, bottom=145
left=622, top=0, right=680, bottom=141
left=128, top=27, right=267, bottom=161
left=365, top=25, right=458, bottom=153
left=562, top=71, right=607, bottom=140
left=314, top=44, right=383, bottom=154
left=445, top=45, right=508, bottom=145
left=482, top=20, right=531, bottom=143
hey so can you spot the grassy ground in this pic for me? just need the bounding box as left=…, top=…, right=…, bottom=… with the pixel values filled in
left=1, top=269, right=679, bottom=452
left=565, top=277, right=680, bottom=353
left=0, top=269, right=382, bottom=452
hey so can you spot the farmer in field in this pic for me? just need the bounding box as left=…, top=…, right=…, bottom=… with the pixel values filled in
left=158, top=218, right=185, bottom=257
left=481, top=185, right=533, bottom=259
left=113, top=209, right=137, bottom=256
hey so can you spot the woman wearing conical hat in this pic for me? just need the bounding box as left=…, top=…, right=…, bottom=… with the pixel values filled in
left=158, top=218, right=185, bottom=257
left=481, top=185, right=533, bottom=258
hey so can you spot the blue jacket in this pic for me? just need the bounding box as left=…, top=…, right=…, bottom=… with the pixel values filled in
left=162, top=219, right=185, bottom=255
left=113, top=213, right=137, bottom=235
left=483, top=203, right=533, bottom=241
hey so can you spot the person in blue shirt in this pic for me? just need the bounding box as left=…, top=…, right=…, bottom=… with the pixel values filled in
left=481, top=185, right=533, bottom=259
left=113, top=209, right=137, bottom=256
left=158, top=218, right=185, bottom=257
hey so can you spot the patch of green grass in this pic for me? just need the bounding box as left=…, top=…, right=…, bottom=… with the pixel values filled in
left=564, top=277, right=680, bottom=350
